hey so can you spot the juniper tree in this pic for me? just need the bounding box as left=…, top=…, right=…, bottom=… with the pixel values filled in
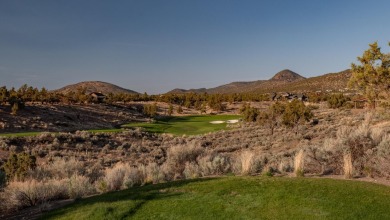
left=3, top=153, right=37, bottom=181
left=349, top=42, right=390, bottom=108
left=168, top=104, right=174, bottom=116
left=257, top=102, right=286, bottom=135
left=282, top=100, right=313, bottom=134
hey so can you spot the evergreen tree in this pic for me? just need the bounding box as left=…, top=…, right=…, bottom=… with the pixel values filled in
left=3, top=153, right=37, bottom=181
left=168, top=104, right=174, bottom=116
left=177, top=105, right=183, bottom=114
left=282, top=100, right=313, bottom=134
left=349, top=42, right=390, bottom=108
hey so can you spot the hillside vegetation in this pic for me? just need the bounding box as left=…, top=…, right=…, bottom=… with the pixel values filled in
left=167, top=69, right=351, bottom=94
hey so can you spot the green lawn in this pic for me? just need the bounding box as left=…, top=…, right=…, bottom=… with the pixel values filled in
left=0, top=131, right=43, bottom=137
left=0, top=115, right=240, bottom=137
left=41, top=176, right=390, bottom=220
left=122, top=115, right=240, bottom=135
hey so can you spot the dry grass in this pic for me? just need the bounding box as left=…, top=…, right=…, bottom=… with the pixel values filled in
left=166, top=143, right=204, bottom=179
left=294, top=149, right=305, bottom=177
left=233, top=151, right=262, bottom=175
left=343, top=153, right=353, bottom=179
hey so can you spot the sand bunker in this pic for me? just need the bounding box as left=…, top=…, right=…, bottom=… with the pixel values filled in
left=210, top=119, right=239, bottom=124
left=209, top=121, right=225, bottom=124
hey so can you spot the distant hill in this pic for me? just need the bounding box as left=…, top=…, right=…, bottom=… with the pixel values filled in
left=54, top=81, right=139, bottom=95
left=270, top=69, right=306, bottom=82
left=254, top=69, right=351, bottom=93
left=168, top=69, right=353, bottom=94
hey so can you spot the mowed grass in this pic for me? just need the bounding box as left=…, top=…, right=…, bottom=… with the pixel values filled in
left=0, top=115, right=240, bottom=137
left=0, top=131, right=43, bottom=137
left=122, top=115, right=240, bottom=135
left=42, top=176, right=390, bottom=220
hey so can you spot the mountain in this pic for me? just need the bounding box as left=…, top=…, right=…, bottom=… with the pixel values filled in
left=167, top=69, right=351, bottom=94
left=270, top=69, right=306, bottom=82
left=54, top=81, right=139, bottom=95
left=259, top=69, right=351, bottom=93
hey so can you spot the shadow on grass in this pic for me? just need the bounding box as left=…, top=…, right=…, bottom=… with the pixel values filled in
left=42, top=178, right=217, bottom=220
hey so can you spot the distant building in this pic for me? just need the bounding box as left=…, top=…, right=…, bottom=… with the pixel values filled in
left=272, top=92, right=308, bottom=102
left=89, top=92, right=105, bottom=103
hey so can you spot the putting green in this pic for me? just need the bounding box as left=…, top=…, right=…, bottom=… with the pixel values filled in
left=122, top=115, right=240, bottom=135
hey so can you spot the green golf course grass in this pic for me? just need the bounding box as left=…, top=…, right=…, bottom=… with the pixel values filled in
left=0, top=131, right=43, bottom=137
left=0, top=115, right=241, bottom=137
left=122, top=115, right=240, bottom=135
left=41, top=176, right=390, bottom=220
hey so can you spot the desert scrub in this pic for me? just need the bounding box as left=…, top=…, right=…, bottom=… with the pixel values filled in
left=232, top=151, right=263, bottom=175
left=1, top=179, right=66, bottom=212
left=166, top=142, right=204, bottom=179
left=198, top=154, right=231, bottom=176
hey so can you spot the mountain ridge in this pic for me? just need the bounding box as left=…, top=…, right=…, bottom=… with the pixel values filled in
left=54, top=81, right=139, bottom=95
left=166, top=69, right=351, bottom=94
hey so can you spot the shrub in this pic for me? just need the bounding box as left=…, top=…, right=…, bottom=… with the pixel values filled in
left=240, top=103, right=259, bottom=122
left=198, top=154, right=231, bottom=176
left=372, top=134, right=390, bottom=178
left=0, top=170, right=6, bottom=189
left=143, top=103, right=158, bottom=117
left=343, top=153, right=353, bottom=178
left=304, top=146, right=330, bottom=175
left=103, top=163, right=128, bottom=191
left=183, top=162, right=201, bottom=179
left=177, top=106, right=183, bottom=114
left=323, top=113, right=387, bottom=177
left=67, top=174, right=95, bottom=199
left=294, top=149, right=305, bottom=177
left=257, top=102, right=285, bottom=135
left=282, top=100, right=313, bottom=133
left=86, top=162, right=104, bottom=183
left=1, top=179, right=67, bottom=212
left=123, top=167, right=144, bottom=188
left=327, top=93, right=350, bottom=109
left=144, top=163, right=164, bottom=184
left=3, top=153, right=37, bottom=181
left=40, top=157, right=85, bottom=179
left=96, top=180, right=108, bottom=193
left=166, top=143, right=204, bottom=179
left=233, top=151, right=262, bottom=175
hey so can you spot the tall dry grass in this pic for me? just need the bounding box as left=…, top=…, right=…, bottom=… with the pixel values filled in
left=233, top=151, right=262, bottom=175
left=294, top=149, right=305, bottom=177
left=343, top=153, right=353, bottom=179
left=166, top=143, right=204, bottom=179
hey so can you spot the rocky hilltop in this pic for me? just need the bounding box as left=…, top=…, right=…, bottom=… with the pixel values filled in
left=270, top=69, right=306, bottom=82
left=54, top=81, right=139, bottom=94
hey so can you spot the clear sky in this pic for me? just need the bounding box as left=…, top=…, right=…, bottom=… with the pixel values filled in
left=0, top=0, right=389, bottom=94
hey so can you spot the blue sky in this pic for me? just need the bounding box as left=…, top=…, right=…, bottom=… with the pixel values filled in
left=0, top=0, right=389, bottom=94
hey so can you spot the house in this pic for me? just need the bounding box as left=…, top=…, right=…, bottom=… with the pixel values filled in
left=89, top=92, right=105, bottom=103
left=272, top=92, right=308, bottom=102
